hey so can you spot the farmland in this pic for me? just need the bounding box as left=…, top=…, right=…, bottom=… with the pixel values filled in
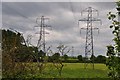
left=16, top=63, right=108, bottom=78
left=3, top=2, right=120, bottom=79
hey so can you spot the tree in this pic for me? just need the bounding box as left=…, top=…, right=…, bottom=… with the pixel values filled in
left=90, top=54, right=96, bottom=63
left=2, top=29, right=28, bottom=78
left=57, top=44, right=70, bottom=56
left=38, top=50, right=46, bottom=62
left=96, top=55, right=106, bottom=63
left=106, top=1, right=120, bottom=79
left=63, top=54, right=68, bottom=62
left=2, top=29, right=36, bottom=78
left=48, top=44, right=70, bottom=76
left=52, top=53, right=60, bottom=61
left=54, top=44, right=71, bottom=76
left=51, top=52, right=63, bottom=76
left=77, top=55, right=83, bottom=62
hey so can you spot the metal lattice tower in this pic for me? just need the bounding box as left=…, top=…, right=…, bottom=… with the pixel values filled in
left=35, top=16, right=51, bottom=53
left=71, top=46, right=74, bottom=57
left=78, top=7, right=101, bottom=69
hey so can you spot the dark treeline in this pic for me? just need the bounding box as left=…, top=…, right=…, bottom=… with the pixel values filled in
left=46, top=54, right=106, bottom=64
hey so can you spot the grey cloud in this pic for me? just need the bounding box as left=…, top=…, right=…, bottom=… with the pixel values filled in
left=2, top=2, right=116, bottom=56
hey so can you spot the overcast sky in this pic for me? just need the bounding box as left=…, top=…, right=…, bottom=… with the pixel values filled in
left=2, top=1, right=117, bottom=57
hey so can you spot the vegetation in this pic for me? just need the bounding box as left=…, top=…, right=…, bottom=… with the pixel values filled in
left=4, top=1, right=120, bottom=77
left=3, top=1, right=120, bottom=79
left=77, top=55, right=83, bottom=62
left=95, top=55, right=106, bottom=64
left=106, top=1, right=120, bottom=79
left=2, top=29, right=28, bottom=78
left=3, top=63, right=109, bottom=78
left=2, top=29, right=108, bottom=79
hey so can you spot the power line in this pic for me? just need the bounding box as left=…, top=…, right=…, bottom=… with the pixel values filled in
left=69, top=0, right=76, bottom=22
left=2, top=4, right=36, bottom=34
left=2, top=22, right=24, bottom=33
left=3, top=4, right=36, bottom=24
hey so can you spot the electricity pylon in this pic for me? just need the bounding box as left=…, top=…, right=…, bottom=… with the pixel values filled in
left=71, top=46, right=74, bottom=57
left=35, top=16, right=51, bottom=53
left=78, top=7, right=101, bottom=69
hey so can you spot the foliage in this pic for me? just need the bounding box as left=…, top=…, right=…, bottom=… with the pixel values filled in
left=38, top=50, right=46, bottom=62
left=57, top=44, right=70, bottom=56
left=96, top=55, right=106, bottom=64
left=106, top=1, right=120, bottom=79
left=77, top=55, right=83, bottom=62
left=51, top=52, right=63, bottom=76
left=2, top=63, right=108, bottom=78
left=2, top=29, right=36, bottom=78
left=2, top=29, right=108, bottom=78
left=90, top=54, right=96, bottom=63
left=48, top=44, right=71, bottom=76
left=2, top=29, right=25, bottom=78
left=52, top=53, right=60, bottom=61
left=63, top=54, right=68, bottom=62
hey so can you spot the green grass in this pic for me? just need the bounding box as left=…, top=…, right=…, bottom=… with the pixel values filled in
left=24, top=63, right=108, bottom=78
left=61, top=63, right=108, bottom=78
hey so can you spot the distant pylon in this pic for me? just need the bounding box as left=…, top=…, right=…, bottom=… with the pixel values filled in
left=78, top=7, right=101, bottom=69
left=71, top=46, right=74, bottom=57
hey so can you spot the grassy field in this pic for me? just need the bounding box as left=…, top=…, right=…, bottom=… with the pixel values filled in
left=25, top=63, right=108, bottom=78
left=63, top=63, right=108, bottom=78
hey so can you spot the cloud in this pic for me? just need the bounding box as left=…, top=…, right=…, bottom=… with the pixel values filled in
left=2, top=2, right=117, bottom=56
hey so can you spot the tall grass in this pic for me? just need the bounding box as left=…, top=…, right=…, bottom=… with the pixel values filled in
left=4, top=63, right=108, bottom=78
left=22, top=63, right=108, bottom=78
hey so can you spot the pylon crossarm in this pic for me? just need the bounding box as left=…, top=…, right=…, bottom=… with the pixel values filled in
left=79, top=18, right=101, bottom=22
